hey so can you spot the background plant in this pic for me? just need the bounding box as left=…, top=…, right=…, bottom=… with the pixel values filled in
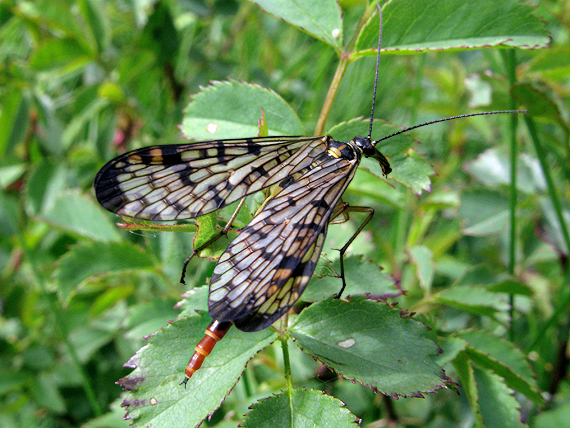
left=0, top=0, right=567, bottom=427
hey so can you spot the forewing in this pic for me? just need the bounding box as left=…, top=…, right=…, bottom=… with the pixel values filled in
left=208, top=152, right=359, bottom=332
left=94, top=136, right=327, bottom=221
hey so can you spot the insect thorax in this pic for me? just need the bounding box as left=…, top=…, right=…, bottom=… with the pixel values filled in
left=326, top=138, right=362, bottom=162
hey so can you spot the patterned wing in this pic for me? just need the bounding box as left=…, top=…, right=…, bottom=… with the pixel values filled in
left=94, top=136, right=327, bottom=221
left=208, top=146, right=360, bottom=332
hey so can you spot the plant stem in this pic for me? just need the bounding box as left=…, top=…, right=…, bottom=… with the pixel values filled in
left=242, top=364, right=252, bottom=397
left=502, top=48, right=519, bottom=342
left=525, top=116, right=570, bottom=351
left=280, top=334, right=294, bottom=421
left=314, top=2, right=378, bottom=135
left=314, top=55, right=350, bottom=136
left=280, top=335, right=293, bottom=392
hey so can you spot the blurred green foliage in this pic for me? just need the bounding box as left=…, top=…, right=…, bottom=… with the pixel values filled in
left=0, top=0, right=568, bottom=427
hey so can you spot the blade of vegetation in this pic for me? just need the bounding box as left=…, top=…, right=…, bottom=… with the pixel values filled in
left=303, top=255, right=399, bottom=302
left=511, top=82, right=570, bottom=133
left=181, top=81, right=305, bottom=139
left=459, top=330, right=543, bottom=405
left=248, top=0, right=343, bottom=49
left=408, top=245, right=435, bottom=292
left=120, top=312, right=277, bottom=428
left=431, top=286, right=509, bottom=320
left=464, top=148, right=547, bottom=193
left=242, top=388, right=359, bottom=427
left=472, top=366, right=526, bottom=428
left=290, top=297, right=450, bottom=397
left=54, top=241, right=155, bottom=303
left=355, top=0, right=549, bottom=55
left=40, top=191, right=121, bottom=242
left=459, top=189, right=510, bottom=236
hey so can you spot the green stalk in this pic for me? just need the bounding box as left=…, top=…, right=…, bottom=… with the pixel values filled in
left=280, top=334, right=294, bottom=422
left=525, top=116, right=570, bottom=351
left=314, top=55, right=350, bottom=136
left=502, top=49, right=519, bottom=342
left=314, top=2, right=378, bottom=135
left=280, top=335, right=293, bottom=393
left=241, top=363, right=252, bottom=398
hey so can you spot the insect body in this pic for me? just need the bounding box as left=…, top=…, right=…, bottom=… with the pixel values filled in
left=94, top=133, right=391, bottom=383
left=207, top=135, right=390, bottom=332
left=94, top=134, right=391, bottom=328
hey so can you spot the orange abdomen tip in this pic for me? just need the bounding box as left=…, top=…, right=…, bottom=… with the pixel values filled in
left=181, top=320, right=232, bottom=387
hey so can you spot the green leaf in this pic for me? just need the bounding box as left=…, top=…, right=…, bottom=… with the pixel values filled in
left=33, top=92, right=66, bottom=155
left=242, top=388, right=358, bottom=427
left=453, top=264, right=499, bottom=287
left=62, top=97, right=110, bottom=149
left=193, top=212, right=218, bottom=250
left=120, top=312, right=277, bottom=428
left=528, top=45, right=570, bottom=78
left=408, top=245, right=434, bottom=292
left=472, top=366, right=526, bottom=428
left=25, top=161, right=66, bottom=216
left=0, top=192, right=18, bottom=237
left=249, top=0, right=343, bottom=49
left=355, top=0, right=550, bottom=55
left=0, top=88, right=30, bottom=156
left=387, top=151, right=434, bottom=195
left=68, top=323, right=115, bottom=362
left=123, top=300, right=181, bottom=342
left=290, top=297, right=449, bottom=397
left=535, top=403, right=570, bottom=428
left=29, top=37, right=92, bottom=71
left=511, top=81, right=570, bottom=133
left=193, top=201, right=249, bottom=260
left=181, top=81, right=305, bottom=139
left=54, top=241, right=155, bottom=302
left=437, top=336, right=468, bottom=366
left=39, top=191, right=121, bottom=242
left=458, top=330, right=543, bottom=405
left=78, top=0, right=109, bottom=54
left=303, top=255, right=399, bottom=302
left=218, top=198, right=253, bottom=228
left=464, top=148, right=547, bottom=194
left=31, top=373, right=66, bottom=413
left=539, top=198, right=570, bottom=255
left=432, top=286, right=509, bottom=319
left=346, top=167, right=405, bottom=209
left=141, top=2, right=180, bottom=65
left=0, top=164, right=26, bottom=189
left=453, top=352, right=485, bottom=428
left=487, top=278, right=533, bottom=297
left=20, top=0, right=88, bottom=44
left=178, top=285, right=210, bottom=315
left=459, top=189, right=509, bottom=236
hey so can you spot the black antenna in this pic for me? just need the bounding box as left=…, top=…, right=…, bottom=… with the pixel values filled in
left=365, top=3, right=525, bottom=147
left=368, top=3, right=383, bottom=140
left=372, top=110, right=527, bottom=145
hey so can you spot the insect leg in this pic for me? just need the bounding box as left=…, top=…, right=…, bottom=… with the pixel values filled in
left=180, top=197, right=247, bottom=284
left=330, top=204, right=375, bottom=299
left=329, top=199, right=351, bottom=225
